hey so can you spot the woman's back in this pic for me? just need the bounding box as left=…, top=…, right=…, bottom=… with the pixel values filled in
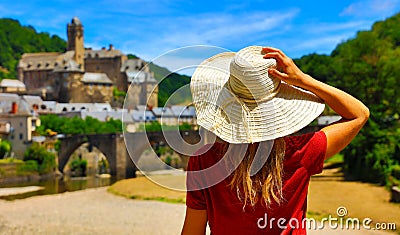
left=187, top=132, right=327, bottom=235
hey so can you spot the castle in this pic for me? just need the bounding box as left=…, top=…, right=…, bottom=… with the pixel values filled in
left=17, top=17, right=158, bottom=109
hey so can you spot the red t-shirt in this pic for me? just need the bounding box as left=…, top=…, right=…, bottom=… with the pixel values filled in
left=186, top=131, right=327, bottom=235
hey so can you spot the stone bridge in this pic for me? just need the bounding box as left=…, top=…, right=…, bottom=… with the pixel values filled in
left=58, top=130, right=204, bottom=179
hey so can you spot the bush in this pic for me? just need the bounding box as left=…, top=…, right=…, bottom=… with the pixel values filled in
left=0, top=158, right=23, bottom=164
left=17, top=160, right=39, bottom=175
left=388, top=165, right=400, bottom=187
left=138, top=121, right=194, bottom=132
left=391, top=165, right=400, bottom=180
left=24, top=143, right=56, bottom=174
left=70, top=157, right=87, bottom=177
left=343, top=121, right=400, bottom=185
left=0, top=140, right=11, bottom=158
left=113, top=87, right=126, bottom=98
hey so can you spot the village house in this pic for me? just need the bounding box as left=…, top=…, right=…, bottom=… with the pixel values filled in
left=0, top=79, right=26, bottom=94
left=0, top=94, right=40, bottom=158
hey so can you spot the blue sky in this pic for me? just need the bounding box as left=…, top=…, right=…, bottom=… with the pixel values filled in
left=1, top=0, right=400, bottom=74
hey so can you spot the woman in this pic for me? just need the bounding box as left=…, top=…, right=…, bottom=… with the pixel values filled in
left=181, top=46, right=369, bottom=234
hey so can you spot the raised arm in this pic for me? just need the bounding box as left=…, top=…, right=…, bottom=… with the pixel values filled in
left=262, top=47, right=369, bottom=159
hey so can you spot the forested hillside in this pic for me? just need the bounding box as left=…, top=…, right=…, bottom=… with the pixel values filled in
left=295, top=13, right=400, bottom=185
left=148, top=62, right=191, bottom=106
left=0, top=18, right=66, bottom=79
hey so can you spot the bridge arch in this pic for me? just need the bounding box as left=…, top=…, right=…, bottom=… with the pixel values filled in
left=58, top=133, right=135, bottom=179
left=58, top=130, right=204, bottom=179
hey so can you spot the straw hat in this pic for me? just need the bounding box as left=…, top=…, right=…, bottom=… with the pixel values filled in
left=190, top=46, right=325, bottom=143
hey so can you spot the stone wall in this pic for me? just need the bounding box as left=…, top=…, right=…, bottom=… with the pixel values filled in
left=85, top=55, right=128, bottom=91
left=0, top=162, right=40, bottom=184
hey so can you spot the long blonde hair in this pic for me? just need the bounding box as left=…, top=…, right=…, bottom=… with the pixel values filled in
left=226, top=138, right=286, bottom=208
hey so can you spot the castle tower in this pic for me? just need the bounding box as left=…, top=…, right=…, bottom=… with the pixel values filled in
left=67, top=17, right=84, bottom=69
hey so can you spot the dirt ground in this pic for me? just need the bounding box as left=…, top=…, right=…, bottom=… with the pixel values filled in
left=0, top=165, right=398, bottom=234
left=0, top=187, right=187, bottom=235
left=110, top=166, right=400, bottom=234
left=308, top=167, right=400, bottom=233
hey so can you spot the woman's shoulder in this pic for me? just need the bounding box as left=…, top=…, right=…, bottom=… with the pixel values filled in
left=284, top=131, right=326, bottom=150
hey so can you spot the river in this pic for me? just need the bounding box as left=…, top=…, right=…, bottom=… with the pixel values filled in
left=0, top=149, right=170, bottom=200
left=0, top=175, right=116, bottom=200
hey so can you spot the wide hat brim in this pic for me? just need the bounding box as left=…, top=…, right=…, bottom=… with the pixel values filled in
left=191, top=49, right=325, bottom=144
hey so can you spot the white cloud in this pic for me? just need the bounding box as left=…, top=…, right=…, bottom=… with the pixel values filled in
left=304, top=21, right=370, bottom=34
left=284, top=20, right=371, bottom=55
left=165, top=9, right=299, bottom=45
left=341, top=0, right=400, bottom=18
left=120, top=9, right=300, bottom=64
left=0, top=3, right=25, bottom=16
left=147, top=45, right=232, bottom=76
left=292, top=33, right=351, bottom=54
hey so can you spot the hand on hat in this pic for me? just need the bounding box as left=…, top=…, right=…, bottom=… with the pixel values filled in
left=262, top=47, right=307, bottom=88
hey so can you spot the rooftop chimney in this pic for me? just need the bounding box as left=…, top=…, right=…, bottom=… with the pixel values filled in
left=10, top=102, right=18, bottom=114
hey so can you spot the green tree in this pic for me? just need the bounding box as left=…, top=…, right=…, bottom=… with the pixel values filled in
left=36, top=115, right=123, bottom=135
left=24, top=143, right=56, bottom=174
left=0, top=139, right=11, bottom=158
left=295, top=13, right=400, bottom=185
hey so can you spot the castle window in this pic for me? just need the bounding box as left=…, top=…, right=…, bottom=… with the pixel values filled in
left=71, top=107, right=76, bottom=111
left=19, top=133, right=23, bottom=140
left=62, top=107, right=67, bottom=112
left=37, top=63, right=41, bottom=68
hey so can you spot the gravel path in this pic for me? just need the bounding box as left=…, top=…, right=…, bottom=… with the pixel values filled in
left=0, top=187, right=186, bottom=235
left=0, top=187, right=395, bottom=235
